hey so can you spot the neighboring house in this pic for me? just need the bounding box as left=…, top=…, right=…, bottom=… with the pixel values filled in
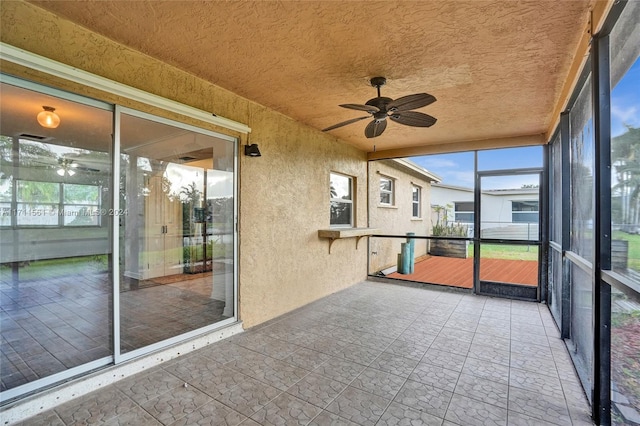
left=368, top=159, right=440, bottom=274
left=431, top=183, right=540, bottom=240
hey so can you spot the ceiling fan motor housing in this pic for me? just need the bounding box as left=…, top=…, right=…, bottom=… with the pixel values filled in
left=322, top=76, right=437, bottom=138
left=366, top=97, right=393, bottom=115
left=370, top=76, right=387, bottom=87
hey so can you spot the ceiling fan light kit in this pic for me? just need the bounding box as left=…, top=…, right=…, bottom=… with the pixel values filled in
left=55, top=158, right=95, bottom=176
left=323, top=77, right=437, bottom=138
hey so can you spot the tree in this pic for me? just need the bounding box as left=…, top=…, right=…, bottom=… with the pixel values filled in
left=612, top=125, right=640, bottom=231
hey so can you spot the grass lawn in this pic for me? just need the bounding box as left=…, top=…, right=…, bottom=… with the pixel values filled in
left=469, top=243, right=539, bottom=261
left=613, top=231, right=640, bottom=272
left=0, top=255, right=108, bottom=281
left=1, top=242, right=233, bottom=282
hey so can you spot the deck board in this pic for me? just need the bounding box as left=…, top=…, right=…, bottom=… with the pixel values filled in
left=388, top=255, right=538, bottom=289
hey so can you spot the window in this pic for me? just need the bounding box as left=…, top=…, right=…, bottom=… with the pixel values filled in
left=512, top=200, right=539, bottom=223
left=609, top=6, right=640, bottom=419
left=455, top=202, right=474, bottom=223
left=0, top=137, right=107, bottom=228
left=16, top=180, right=60, bottom=226
left=330, top=172, right=353, bottom=226
left=13, top=180, right=101, bottom=226
left=412, top=185, right=421, bottom=218
left=63, top=184, right=101, bottom=226
left=379, top=176, right=394, bottom=205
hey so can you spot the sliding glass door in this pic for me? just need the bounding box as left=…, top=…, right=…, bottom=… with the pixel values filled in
left=118, top=109, right=237, bottom=356
left=0, top=76, right=238, bottom=401
left=0, top=79, right=114, bottom=397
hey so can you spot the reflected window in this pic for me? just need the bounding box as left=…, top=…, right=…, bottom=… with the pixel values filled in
left=330, top=172, right=353, bottom=227
left=0, top=80, right=113, bottom=393
left=609, top=4, right=640, bottom=420
left=13, top=180, right=101, bottom=226
left=570, top=74, right=594, bottom=259
left=610, top=1, right=640, bottom=279
left=16, top=180, right=59, bottom=225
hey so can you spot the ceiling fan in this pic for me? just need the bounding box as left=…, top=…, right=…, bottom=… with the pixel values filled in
left=56, top=158, right=100, bottom=176
left=32, top=157, right=100, bottom=176
left=323, top=77, right=437, bottom=139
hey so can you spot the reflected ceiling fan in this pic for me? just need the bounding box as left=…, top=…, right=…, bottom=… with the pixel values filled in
left=56, top=158, right=100, bottom=176
left=32, top=157, right=101, bottom=176
left=323, top=77, right=437, bottom=138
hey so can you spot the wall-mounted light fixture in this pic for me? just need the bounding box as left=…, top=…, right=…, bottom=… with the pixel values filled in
left=244, top=143, right=261, bottom=157
left=37, top=106, right=60, bottom=129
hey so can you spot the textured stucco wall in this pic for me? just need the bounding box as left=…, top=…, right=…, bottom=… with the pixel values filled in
left=368, top=160, right=432, bottom=274
left=1, top=1, right=368, bottom=328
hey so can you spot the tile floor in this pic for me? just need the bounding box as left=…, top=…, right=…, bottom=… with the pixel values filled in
left=1, top=263, right=230, bottom=391
left=15, top=281, right=593, bottom=425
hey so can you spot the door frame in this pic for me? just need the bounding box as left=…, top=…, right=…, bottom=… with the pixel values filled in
left=113, top=105, right=240, bottom=363
left=474, top=167, right=544, bottom=300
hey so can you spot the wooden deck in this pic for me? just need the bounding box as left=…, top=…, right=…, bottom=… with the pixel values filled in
left=388, top=255, right=538, bottom=289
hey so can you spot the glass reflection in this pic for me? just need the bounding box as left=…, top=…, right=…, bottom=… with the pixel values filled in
left=119, top=113, right=235, bottom=353
left=0, top=83, right=113, bottom=391
left=611, top=290, right=640, bottom=425
left=609, top=5, right=640, bottom=422
left=611, top=10, right=640, bottom=279
left=570, top=75, right=594, bottom=259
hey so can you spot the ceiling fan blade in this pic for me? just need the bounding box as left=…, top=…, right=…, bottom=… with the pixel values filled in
left=364, top=119, right=387, bottom=138
left=339, top=104, right=380, bottom=113
left=76, top=166, right=100, bottom=172
left=322, top=115, right=370, bottom=132
left=387, top=93, right=436, bottom=112
left=389, top=111, right=437, bottom=127
left=33, top=159, right=56, bottom=166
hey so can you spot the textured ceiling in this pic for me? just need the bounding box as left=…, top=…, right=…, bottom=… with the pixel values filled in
left=29, top=0, right=595, bottom=153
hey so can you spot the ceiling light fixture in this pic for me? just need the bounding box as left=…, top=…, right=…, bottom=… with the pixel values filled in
left=37, top=106, right=61, bottom=129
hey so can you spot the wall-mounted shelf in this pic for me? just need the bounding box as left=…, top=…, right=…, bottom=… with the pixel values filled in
left=317, top=228, right=379, bottom=254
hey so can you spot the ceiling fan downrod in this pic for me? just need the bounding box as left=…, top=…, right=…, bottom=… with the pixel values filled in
left=370, top=76, right=386, bottom=97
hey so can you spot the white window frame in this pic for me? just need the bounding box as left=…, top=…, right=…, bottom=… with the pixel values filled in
left=13, top=179, right=102, bottom=227
left=412, top=185, right=421, bottom=218
left=454, top=201, right=475, bottom=223
left=330, top=172, right=354, bottom=227
left=379, top=176, right=395, bottom=206
left=511, top=200, right=539, bottom=223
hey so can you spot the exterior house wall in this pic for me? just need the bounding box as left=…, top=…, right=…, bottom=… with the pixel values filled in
left=431, top=184, right=539, bottom=238
left=0, top=1, right=368, bottom=329
left=431, top=184, right=474, bottom=223
left=481, top=192, right=539, bottom=225
left=368, top=160, right=433, bottom=274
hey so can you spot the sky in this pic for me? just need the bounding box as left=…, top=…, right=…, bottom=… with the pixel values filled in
left=411, top=146, right=543, bottom=189
left=411, top=56, right=640, bottom=190
left=611, top=57, right=640, bottom=137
